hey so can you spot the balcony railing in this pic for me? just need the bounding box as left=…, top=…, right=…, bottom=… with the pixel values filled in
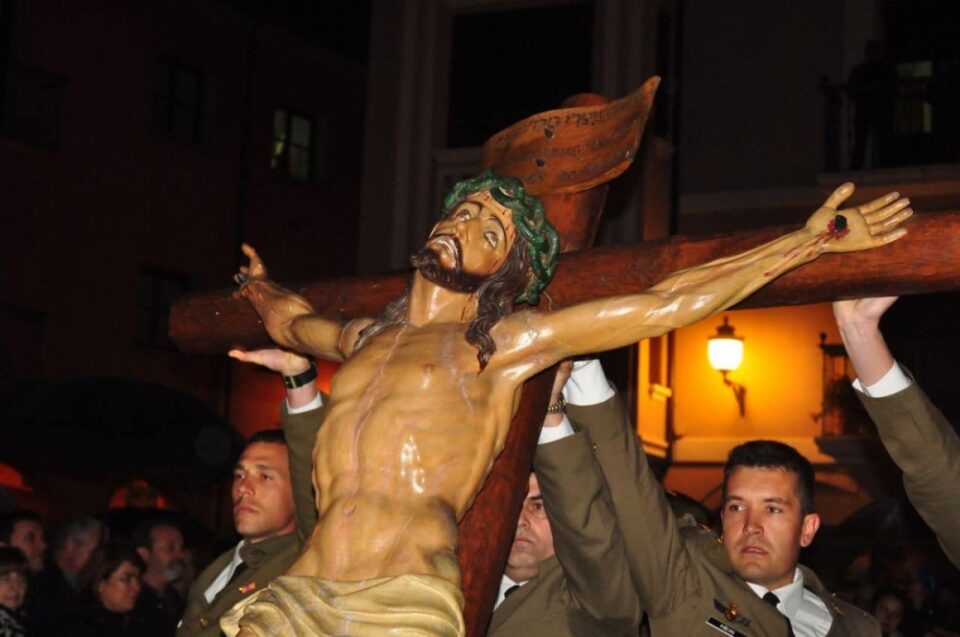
left=821, top=70, right=960, bottom=172
left=1, top=63, right=66, bottom=150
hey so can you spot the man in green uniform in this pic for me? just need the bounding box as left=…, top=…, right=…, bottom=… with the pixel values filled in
left=834, top=296, right=960, bottom=568
left=177, top=352, right=323, bottom=637
left=537, top=359, right=880, bottom=636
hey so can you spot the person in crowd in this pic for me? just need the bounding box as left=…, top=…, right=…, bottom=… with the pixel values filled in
left=0, top=547, right=28, bottom=637
left=133, top=518, right=188, bottom=632
left=834, top=296, right=960, bottom=569
left=66, top=542, right=166, bottom=637
left=171, top=546, right=198, bottom=601
left=534, top=358, right=879, bottom=635
left=0, top=511, right=46, bottom=574
left=25, top=515, right=103, bottom=637
left=873, top=587, right=908, bottom=637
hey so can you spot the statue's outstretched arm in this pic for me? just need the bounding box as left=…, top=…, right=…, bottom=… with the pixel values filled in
left=235, top=243, right=349, bottom=361
left=502, top=184, right=911, bottom=368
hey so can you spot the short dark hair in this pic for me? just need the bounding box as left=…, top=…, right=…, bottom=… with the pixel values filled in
left=245, top=429, right=287, bottom=449
left=0, top=546, right=29, bottom=578
left=76, top=542, right=144, bottom=607
left=723, top=440, right=816, bottom=515
left=131, top=517, right=182, bottom=552
left=0, top=510, right=42, bottom=543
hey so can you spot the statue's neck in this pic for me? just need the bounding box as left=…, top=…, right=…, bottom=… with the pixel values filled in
left=407, top=272, right=478, bottom=325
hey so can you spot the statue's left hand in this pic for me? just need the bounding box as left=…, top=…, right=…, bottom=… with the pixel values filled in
left=231, top=244, right=316, bottom=343
left=806, top=183, right=912, bottom=253
left=234, top=243, right=268, bottom=285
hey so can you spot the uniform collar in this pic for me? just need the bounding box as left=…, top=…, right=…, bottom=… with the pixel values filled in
left=238, top=532, right=298, bottom=569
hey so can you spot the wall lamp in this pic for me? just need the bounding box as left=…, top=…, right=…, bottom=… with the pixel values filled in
left=707, top=316, right=746, bottom=416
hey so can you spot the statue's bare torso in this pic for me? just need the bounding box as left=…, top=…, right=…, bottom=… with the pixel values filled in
left=287, top=320, right=525, bottom=585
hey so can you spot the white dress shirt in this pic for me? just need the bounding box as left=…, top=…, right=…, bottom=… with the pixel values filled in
left=747, top=568, right=833, bottom=637
left=203, top=541, right=245, bottom=603
left=852, top=361, right=911, bottom=397
left=494, top=574, right=525, bottom=609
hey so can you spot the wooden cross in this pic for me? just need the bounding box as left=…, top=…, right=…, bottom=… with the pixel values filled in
left=170, top=78, right=960, bottom=636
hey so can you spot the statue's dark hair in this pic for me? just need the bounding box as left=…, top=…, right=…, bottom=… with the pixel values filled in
left=356, top=170, right=554, bottom=371
left=722, top=440, right=816, bottom=515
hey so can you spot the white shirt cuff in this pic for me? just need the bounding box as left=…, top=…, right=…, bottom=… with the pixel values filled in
left=562, top=360, right=615, bottom=406
left=538, top=415, right=575, bottom=444
left=286, top=393, right=324, bottom=414
left=852, top=361, right=911, bottom=398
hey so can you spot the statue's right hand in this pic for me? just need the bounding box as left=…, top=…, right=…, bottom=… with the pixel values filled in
left=234, top=243, right=268, bottom=286
left=228, top=348, right=312, bottom=376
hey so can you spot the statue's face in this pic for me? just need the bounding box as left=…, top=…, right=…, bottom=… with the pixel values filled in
left=426, top=190, right=516, bottom=279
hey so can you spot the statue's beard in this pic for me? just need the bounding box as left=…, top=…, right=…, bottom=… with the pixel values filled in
left=411, top=241, right=486, bottom=293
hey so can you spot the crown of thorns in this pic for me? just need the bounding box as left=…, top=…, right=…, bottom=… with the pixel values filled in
left=441, top=170, right=560, bottom=305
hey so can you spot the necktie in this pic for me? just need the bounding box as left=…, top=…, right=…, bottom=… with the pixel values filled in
left=762, top=592, right=796, bottom=637
left=227, top=562, right=249, bottom=586
left=504, top=584, right=520, bottom=598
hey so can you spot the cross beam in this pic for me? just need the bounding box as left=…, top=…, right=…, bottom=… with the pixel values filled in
left=170, top=211, right=960, bottom=353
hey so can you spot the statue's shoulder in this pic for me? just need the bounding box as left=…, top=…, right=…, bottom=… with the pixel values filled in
left=340, top=317, right=376, bottom=357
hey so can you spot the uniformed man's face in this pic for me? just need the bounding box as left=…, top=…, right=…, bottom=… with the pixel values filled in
left=721, top=467, right=820, bottom=590
left=232, top=442, right=297, bottom=544
left=504, top=474, right=555, bottom=583
left=420, top=190, right=516, bottom=285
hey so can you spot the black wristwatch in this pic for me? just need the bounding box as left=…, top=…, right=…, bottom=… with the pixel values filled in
left=283, top=362, right=318, bottom=389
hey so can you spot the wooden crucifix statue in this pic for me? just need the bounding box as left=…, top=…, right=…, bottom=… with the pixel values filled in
left=213, top=86, right=912, bottom=635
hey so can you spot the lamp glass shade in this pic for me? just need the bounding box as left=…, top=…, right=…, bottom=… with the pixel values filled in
left=708, top=337, right=744, bottom=372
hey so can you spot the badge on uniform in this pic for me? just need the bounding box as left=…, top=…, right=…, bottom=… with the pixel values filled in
left=706, top=617, right=748, bottom=637
left=713, top=598, right=752, bottom=627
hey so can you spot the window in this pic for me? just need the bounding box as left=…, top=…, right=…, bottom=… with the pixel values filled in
left=270, top=108, right=314, bottom=181
left=152, top=59, right=203, bottom=143
left=136, top=266, right=191, bottom=349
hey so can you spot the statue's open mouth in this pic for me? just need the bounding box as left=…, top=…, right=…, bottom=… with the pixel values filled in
left=428, top=234, right=462, bottom=270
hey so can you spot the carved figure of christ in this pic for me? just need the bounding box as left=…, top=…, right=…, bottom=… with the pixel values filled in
left=225, top=170, right=909, bottom=637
